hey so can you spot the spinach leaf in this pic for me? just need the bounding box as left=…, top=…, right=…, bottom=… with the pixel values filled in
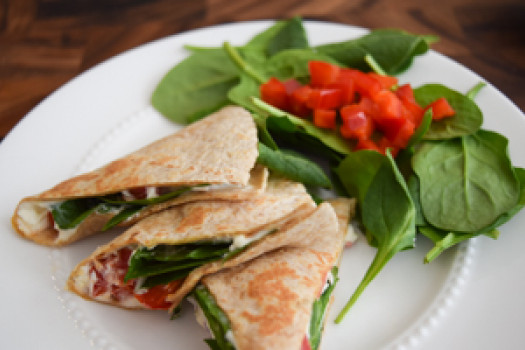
left=257, top=143, right=332, bottom=188
left=420, top=167, right=525, bottom=263
left=265, top=16, right=309, bottom=56
left=51, top=198, right=105, bottom=229
left=125, top=241, right=232, bottom=281
left=101, top=187, right=192, bottom=206
left=151, top=49, right=240, bottom=124
left=309, top=267, right=339, bottom=350
left=420, top=225, right=499, bottom=263
left=316, top=29, right=437, bottom=75
left=244, top=17, right=308, bottom=57
left=334, top=150, right=386, bottom=204
left=413, top=130, right=520, bottom=232
left=193, top=284, right=235, bottom=350
left=414, top=84, right=483, bottom=139
left=265, top=49, right=340, bottom=80
left=101, top=205, right=142, bottom=231
left=335, top=151, right=416, bottom=322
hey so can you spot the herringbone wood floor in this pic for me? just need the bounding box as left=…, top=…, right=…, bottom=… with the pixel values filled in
left=1, top=0, right=524, bottom=137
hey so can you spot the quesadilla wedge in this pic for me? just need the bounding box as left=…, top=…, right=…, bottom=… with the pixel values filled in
left=191, top=198, right=354, bottom=350
left=67, top=179, right=316, bottom=310
left=13, top=106, right=264, bottom=246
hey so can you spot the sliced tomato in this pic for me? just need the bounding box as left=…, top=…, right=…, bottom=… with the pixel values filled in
left=127, top=187, right=148, bottom=200
left=306, top=88, right=343, bottom=110
left=426, top=97, right=455, bottom=120
left=260, top=77, right=289, bottom=110
left=313, top=109, right=337, bottom=129
left=340, top=104, right=374, bottom=140
left=369, top=72, right=398, bottom=90
left=309, top=60, right=340, bottom=87
left=135, top=280, right=184, bottom=310
left=301, top=335, right=312, bottom=350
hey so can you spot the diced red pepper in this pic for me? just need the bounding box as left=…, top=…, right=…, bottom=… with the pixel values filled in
left=369, top=72, right=398, bottom=90
left=290, top=85, right=313, bottom=117
left=426, top=97, right=455, bottom=120
left=372, top=90, right=403, bottom=121
left=309, top=60, right=340, bottom=87
left=283, top=78, right=302, bottom=95
left=340, top=68, right=382, bottom=97
left=395, top=84, right=416, bottom=103
left=260, top=77, right=289, bottom=110
left=306, top=88, right=343, bottom=110
left=381, top=118, right=416, bottom=148
left=340, top=104, right=374, bottom=140
left=313, top=109, right=337, bottom=129
left=355, top=138, right=382, bottom=153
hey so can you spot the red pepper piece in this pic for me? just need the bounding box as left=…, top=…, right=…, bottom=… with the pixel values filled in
left=260, top=77, right=289, bottom=110
left=426, top=97, right=455, bottom=120
left=306, top=88, right=343, bottom=110
left=309, top=60, right=340, bottom=87
left=313, top=109, right=337, bottom=129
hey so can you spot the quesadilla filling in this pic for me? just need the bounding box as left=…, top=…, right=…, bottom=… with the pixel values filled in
left=17, top=184, right=236, bottom=242
left=191, top=267, right=339, bottom=350
left=81, top=230, right=274, bottom=310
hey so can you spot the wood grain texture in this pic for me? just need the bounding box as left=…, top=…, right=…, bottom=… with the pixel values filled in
left=1, top=0, right=524, bottom=138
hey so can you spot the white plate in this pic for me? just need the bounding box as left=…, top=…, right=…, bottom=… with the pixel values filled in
left=1, top=21, right=524, bottom=350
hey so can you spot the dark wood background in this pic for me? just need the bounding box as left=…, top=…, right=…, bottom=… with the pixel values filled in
left=1, top=0, right=524, bottom=139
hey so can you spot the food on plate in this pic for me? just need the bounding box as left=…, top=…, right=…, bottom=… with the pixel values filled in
left=67, top=179, right=321, bottom=310
left=12, top=106, right=265, bottom=246
left=191, top=198, right=353, bottom=350
left=151, top=17, right=525, bottom=320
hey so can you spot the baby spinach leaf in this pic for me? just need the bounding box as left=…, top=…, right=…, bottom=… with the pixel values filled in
left=265, top=16, right=309, bottom=56
left=335, top=151, right=416, bottom=322
left=334, top=150, right=386, bottom=204
left=265, top=48, right=340, bottom=80
left=316, top=29, right=437, bottom=75
left=257, top=143, right=332, bottom=188
left=419, top=226, right=498, bottom=263
left=310, top=267, right=339, bottom=350
left=414, top=84, right=483, bottom=139
left=50, top=198, right=103, bottom=229
left=151, top=49, right=239, bottom=124
left=193, top=285, right=235, bottom=350
left=413, top=130, right=520, bottom=232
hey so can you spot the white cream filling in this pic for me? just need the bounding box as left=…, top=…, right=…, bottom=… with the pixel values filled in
left=16, top=201, right=54, bottom=235
left=345, top=221, right=361, bottom=246
left=229, top=228, right=275, bottom=251
left=191, top=184, right=241, bottom=192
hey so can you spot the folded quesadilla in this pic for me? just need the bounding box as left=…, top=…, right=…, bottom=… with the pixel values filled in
left=191, top=198, right=354, bottom=350
left=67, top=179, right=316, bottom=310
left=12, top=106, right=264, bottom=246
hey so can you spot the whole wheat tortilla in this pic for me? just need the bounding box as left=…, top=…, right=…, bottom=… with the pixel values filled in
left=13, top=106, right=261, bottom=246
left=197, top=198, right=354, bottom=350
left=67, top=179, right=316, bottom=308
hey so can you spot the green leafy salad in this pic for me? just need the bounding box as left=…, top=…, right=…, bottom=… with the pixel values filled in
left=151, top=16, right=525, bottom=324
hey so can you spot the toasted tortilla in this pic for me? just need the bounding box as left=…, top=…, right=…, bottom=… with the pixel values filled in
left=13, top=106, right=262, bottom=246
left=67, top=179, right=316, bottom=309
left=197, top=198, right=355, bottom=350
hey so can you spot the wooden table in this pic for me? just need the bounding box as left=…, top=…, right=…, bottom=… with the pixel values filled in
left=1, top=0, right=524, bottom=139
